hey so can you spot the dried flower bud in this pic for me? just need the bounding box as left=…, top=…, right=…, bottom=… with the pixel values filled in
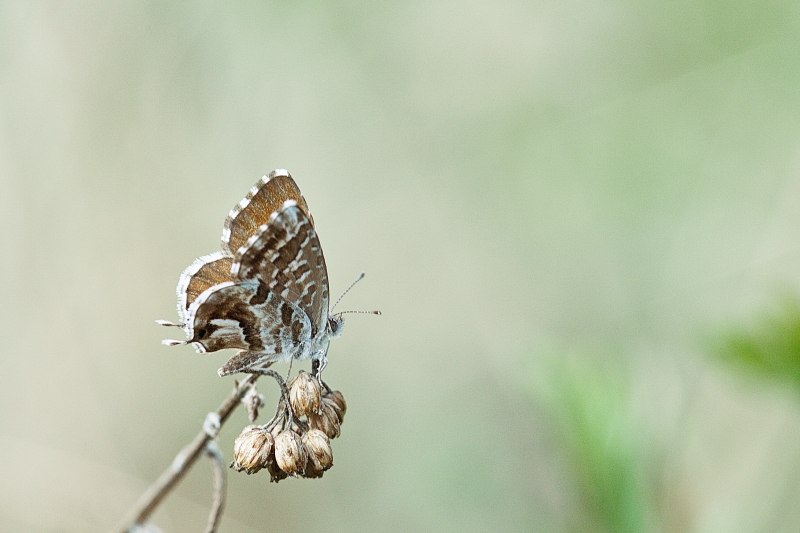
left=232, top=425, right=273, bottom=474
left=289, top=371, right=322, bottom=416
left=266, top=458, right=289, bottom=483
left=323, top=390, right=346, bottom=422
left=325, top=391, right=347, bottom=421
left=308, top=402, right=341, bottom=439
left=302, top=428, right=333, bottom=473
left=274, top=430, right=308, bottom=475
left=322, top=401, right=342, bottom=434
left=242, top=386, right=265, bottom=422
left=303, top=462, right=325, bottom=479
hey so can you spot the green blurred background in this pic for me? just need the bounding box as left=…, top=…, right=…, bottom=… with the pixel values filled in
left=3, top=1, right=800, bottom=532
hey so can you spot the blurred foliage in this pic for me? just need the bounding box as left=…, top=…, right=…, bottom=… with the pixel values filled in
left=716, top=296, right=800, bottom=390
left=536, top=293, right=800, bottom=533
left=533, top=357, right=655, bottom=533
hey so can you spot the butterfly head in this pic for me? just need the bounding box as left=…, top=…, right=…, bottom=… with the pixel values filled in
left=328, top=314, right=345, bottom=339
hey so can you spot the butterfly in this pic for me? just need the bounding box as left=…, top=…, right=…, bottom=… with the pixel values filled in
left=160, top=170, right=344, bottom=376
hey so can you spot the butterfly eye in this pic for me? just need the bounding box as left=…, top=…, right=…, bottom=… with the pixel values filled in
left=196, top=328, right=208, bottom=340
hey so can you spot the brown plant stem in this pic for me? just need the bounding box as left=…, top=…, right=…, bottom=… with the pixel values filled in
left=112, top=374, right=258, bottom=533
left=204, top=441, right=226, bottom=533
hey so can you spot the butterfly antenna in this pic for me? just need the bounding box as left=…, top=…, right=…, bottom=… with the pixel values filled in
left=334, top=310, right=382, bottom=318
left=331, top=272, right=366, bottom=313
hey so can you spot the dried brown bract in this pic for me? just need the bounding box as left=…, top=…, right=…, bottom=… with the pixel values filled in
left=242, top=386, right=265, bottom=422
left=309, top=401, right=341, bottom=439
left=289, top=371, right=322, bottom=416
left=231, top=425, right=273, bottom=474
left=323, top=389, right=346, bottom=422
left=303, top=428, right=333, bottom=472
left=274, top=430, right=308, bottom=476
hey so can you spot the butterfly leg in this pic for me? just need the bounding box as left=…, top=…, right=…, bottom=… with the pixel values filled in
left=285, top=357, right=294, bottom=381
left=312, top=354, right=328, bottom=380
left=309, top=340, right=330, bottom=380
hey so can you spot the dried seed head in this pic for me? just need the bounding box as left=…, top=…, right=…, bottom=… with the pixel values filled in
left=302, top=428, right=333, bottom=473
left=323, top=401, right=342, bottom=435
left=323, top=390, right=347, bottom=422
left=303, top=461, right=325, bottom=479
left=232, top=425, right=273, bottom=474
left=308, top=402, right=341, bottom=439
left=289, top=371, right=322, bottom=416
left=322, top=391, right=347, bottom=424
left=266, top=458, right=289, bottom=483
left=274, top=430, right=308, bottom=475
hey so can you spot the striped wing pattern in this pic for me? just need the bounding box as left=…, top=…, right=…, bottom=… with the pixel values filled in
left=222, top=169, right=313, bottom=254
left=232, top=202, right=329, bottom=336
left=175, top=252, right=234, bottom=323
left=167, top=170, right=332, bottom=376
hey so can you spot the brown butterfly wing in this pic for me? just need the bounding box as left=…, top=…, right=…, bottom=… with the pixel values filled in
left=232, top=201, right=330, bottom=336
left=186, top=279, right=311, bottom=359
left=221, top=170, right=313, bottom=255
left=176, top=252, right=235, bottom=323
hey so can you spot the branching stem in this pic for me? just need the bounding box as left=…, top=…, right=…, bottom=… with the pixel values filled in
left=112, top=374, right=259, bottom=533
left=204, top=441, right=226, bottom=533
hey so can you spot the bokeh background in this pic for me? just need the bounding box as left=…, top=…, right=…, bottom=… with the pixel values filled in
left=3, top=1, right=800, bottom=532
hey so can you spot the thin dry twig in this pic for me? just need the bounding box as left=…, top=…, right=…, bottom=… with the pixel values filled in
left=203, top=441, right=226, bottom=533
left=112, top=374, right=258, bottom=533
